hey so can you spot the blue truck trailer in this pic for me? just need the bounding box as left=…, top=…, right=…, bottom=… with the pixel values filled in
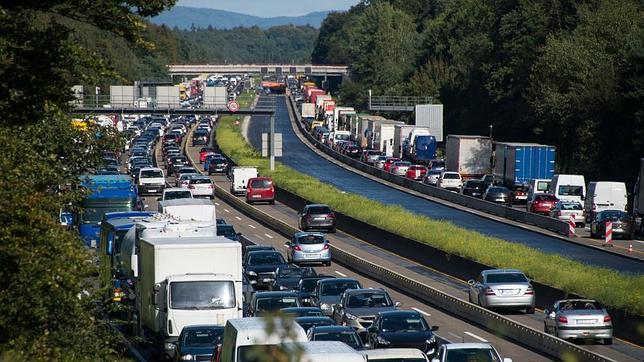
left=493, top=142, right=556, bottom=186
left=410, top=135, right=438, bottom=164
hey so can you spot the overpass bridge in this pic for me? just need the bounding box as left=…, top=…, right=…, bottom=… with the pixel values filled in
left=168, top=64, right=349, bottom=79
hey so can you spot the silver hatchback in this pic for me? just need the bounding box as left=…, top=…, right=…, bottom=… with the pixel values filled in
left=544, top=299, right=612, bottom=344
left=285, top=232, right=331, bottom=266
left=468, top=269, right=535, bottom=313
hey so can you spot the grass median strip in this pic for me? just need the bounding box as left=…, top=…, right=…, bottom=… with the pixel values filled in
left=216, top=112, right=644, bottom=314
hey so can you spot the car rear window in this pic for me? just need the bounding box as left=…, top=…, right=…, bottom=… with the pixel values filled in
left=536, top=194, right=557, bottom=201
left=141, top=170, right=163, bottom=178
left=488, top=187, right=509, bottom=193
left=308, top=206, right=332, bottom=214
left=486, top=273, right=527, bottom=283
left=558, top=185, right=583, bottom=196
left=296, top=234, right=325, bottom=245
left=561, top=203, right=582, bottom=210
left=443, top=173, right=461, bottom=179
left=165, top=191, right=192, bottom=200
left=250, top=179, right=272, bottom=188
left=191, top=178, right=212, bottom=185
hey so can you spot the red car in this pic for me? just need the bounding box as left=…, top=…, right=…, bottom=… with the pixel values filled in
left=406, top=165, right=428, bottom=180
left=382, top=157, right=401, bottom=173
left=199, top=147, right=216, bottom=163
left=528, top=194, right=559, bottom=215
left=245, top=177, right=275, bottom=205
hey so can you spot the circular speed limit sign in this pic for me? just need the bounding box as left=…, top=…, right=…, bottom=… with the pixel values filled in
left=227, top=100, right=240, bottom=112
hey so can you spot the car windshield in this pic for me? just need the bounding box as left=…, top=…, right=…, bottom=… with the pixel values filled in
left=347, top=292, right=392, bottom=308
left=599, top=211, right=628, bottom=220
left=466, top=181, right=486, bottom=188
left=256, top=296, right=299, bottom=312
left=560, top=202, right=582, bottom=210
left=320, top=281, right=360, bottom=296
left=308, top=206, right=332, bottom=214
left=248, top=253, right=285, bottom=265
left=141, top=170, right=163, bottom=178
left=181, top=328, right=223, bottom=347
left=536, top=181, right=550, bottom=192
left=165, top=191, right=192, bottom=200
left=170, top=281, right=235, bottom=310
left=179, top=168, right=197, bottom=174
left=558, top=185, right=583, bottom=196
left=217, top=226, right=237, bottom=238
left=81, top=205, right=132, bottom=223
left=335, top=133, right=351, bottom=141
left=278, top=268, right=311, bottom=277
left=443, top=173, right=460, bottom=179
left=381, top=316, right=427, bottom=332
left=300, top=278, right=322, bottom=293
left=445, top=348, right=500, bottom=362
left=296, top=234, right=325, bottom=245
left=486, top=273, right=527, bottom=283
left=313, top=331, right=362, bottom=349
left=250, top=179, right=272, bottom=188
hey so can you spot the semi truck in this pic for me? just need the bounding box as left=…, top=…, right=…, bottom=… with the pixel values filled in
left=493, top=142, right=556, bottom=187
left=409, top=135, right=437, bottom=164
left=136, top=231, right=242, bottom=360
left=445, top=135, right=493, bottom=179
left=392, top=124, right=416, bottom=158
left=632, top=158, right=644, bottom=236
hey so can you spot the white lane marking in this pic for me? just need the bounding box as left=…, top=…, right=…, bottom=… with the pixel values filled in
left=464, top=331, right=488, bottom=343
left=248, top=224, right=256, bottom=229
left=235, top=216, right=242, bottom=221
left=411, top=307, right=431, bottom=317
left=264, top=233, right=274, bottom=239
left=254, top=234, right=265, bottom=240
left=214, top=202, right=220, bottom=206
left=334, top=271, right=347, bottom=277
left=223, top=208, right=230, bottom=213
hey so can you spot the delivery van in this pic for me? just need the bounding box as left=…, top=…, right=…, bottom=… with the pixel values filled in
left=584, top=181, right=628, bottom=221
left=549, top=174, right=586, bottom=203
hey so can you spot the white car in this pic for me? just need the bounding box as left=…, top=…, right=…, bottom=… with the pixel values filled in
left=188, top=176, right=215, bottom=199
left=432, top=343, right=511, bottom=362
left=160, top=187, right=193, bottom=201
left=137, top=167, right=165, bottom=195
left=437, top=171, right=463, bottom=192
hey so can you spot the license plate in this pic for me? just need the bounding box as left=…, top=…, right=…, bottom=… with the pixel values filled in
left=495, top=198, right=505, bottom=202
left=252, top=194, right=261, bottom=198
left=148, top=189, right=157, bottom=193
left=576, top=319, right=596, bottom=325
left=305, top=254, right=319, bottom=259
left=501, top=289, right=518, bottom=295
left=314, top=217, right=325, bottom=221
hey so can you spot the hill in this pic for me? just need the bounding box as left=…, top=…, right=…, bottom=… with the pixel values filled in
left=151, top=6, right=331, bottom=29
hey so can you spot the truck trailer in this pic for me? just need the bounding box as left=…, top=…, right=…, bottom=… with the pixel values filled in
left=493, top=142, right=556, bottom=187
left=445, top=135, right=492, bottom=179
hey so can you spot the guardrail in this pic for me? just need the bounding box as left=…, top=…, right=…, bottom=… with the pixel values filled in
left=287, top=95, right=570, bottom=237
left=182, top=118, right=616, bottom=361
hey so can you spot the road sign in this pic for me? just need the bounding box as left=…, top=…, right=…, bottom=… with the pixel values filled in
left=227, top=100, right=240, bottom=112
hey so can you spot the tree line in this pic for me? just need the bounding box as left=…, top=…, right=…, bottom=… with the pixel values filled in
left=313, top=0, right=644, bottom=187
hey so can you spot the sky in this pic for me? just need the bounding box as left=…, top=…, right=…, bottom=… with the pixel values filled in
left=177, top=0, right=360, bottom=17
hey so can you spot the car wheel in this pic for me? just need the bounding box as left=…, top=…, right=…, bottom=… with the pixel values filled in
left=590, top=228, right=596, bottom=238
left=604, top=338, right=613, bottom=345
left=325, top=261, right=331, bottom=267
left=269, top=200, right=275, bottom=205
left=526, top=306, right=535, bottom=314
left=330, top=227, right=336, bottom=233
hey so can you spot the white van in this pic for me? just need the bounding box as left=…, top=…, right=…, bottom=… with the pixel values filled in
left=218, top=317, right=307, bottom=362
left=284, top=341, right=365, bottom=362
left=549, top=174, right=586, bottom=204
left=362, top=348, right=429, bottom=361
left=584, top=181, right=628, bottom=221
left=526, top=178, right=551, bottom=201
left=230, top=166, right=258, bottom=195
left=138, top=167, right=165, bottom=195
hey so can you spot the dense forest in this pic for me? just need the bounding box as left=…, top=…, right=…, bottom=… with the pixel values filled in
left=313, top=0, right=644, bottom=185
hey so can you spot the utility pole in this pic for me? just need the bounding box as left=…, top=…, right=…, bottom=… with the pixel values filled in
left=270, top=95, right=275, bottom=171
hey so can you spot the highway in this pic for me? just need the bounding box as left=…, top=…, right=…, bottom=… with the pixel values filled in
left=153, top=123, right=641, bottom=361
left=246, top=95, right=644, bottom=274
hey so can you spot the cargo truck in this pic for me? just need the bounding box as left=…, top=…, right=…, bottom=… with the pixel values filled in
left=301, top=103, right=316, bottom=121
left=632, top=158, right=644, bottom=236
left=404, top=127, right=432, bottom=159
left=410, top=135, right=437, bottom=164
left=393, top=124, right=416, bottom=158
left=445, top=135, right=493, bottom=179
left=136, top=233, right=242, bottom=360
left=157, top=198, right=217, bottom=224
left=374, top=121, right=403, bottom=155
left=493, top=142, right=556, bottom=187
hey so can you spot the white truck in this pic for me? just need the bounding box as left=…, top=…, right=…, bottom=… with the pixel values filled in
left=445, top=135, right=492, bottom=179
left=138, top=167, right=166, bottom=195
left=137, top=234, right=243, bottom=360
left=229, top=166, right=258, bottom=195
left=301, top=103, right=316, bottom=120
left=393, top=124, right=416, bottom=158
left=158, top=198, right=217, bottom=224
left=373, top=121, right=404, bottom=155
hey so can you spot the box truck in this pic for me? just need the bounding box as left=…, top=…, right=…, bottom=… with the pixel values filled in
left=301, top=103, right=316, bottom=120
left=493, top=142, right=556, bottom=187
left=374, top=121, right=403, bottom=155
left=445, top=135, right=492, bottom=179
left=414, top=104, right=444, bottom=142
left=410, top=135, right=437, bottom=164
left=633, top=158, right=644, bottom=236
left=158, top=198, right=216, bottom=224
left=136, top=234, right=243, bottom=359
left=393, top=124, right=416, bottom=158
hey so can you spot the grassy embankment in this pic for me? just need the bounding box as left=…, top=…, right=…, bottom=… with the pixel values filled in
left=217, top=97, right=644, bottom=313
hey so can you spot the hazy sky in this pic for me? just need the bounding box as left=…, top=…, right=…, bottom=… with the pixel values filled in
left=177, top=0, right=360, bottom=17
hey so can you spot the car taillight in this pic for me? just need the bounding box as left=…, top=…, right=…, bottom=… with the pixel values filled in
left=293, top=245, right=301, bottom=251
left=328, top=214, right=335, bottom=219
left=208, top=184, right=213, bottom=189
left=592, top=204, right=596, bottom=210
left=558, top=316, right=568, bottom=323
left=323, top=244, right=329, bottom=250
left=604, top=315, right=611, bottom=322
left=524, top=287, right=534, bottom=295
left=484, top=288, right=495, bottom=295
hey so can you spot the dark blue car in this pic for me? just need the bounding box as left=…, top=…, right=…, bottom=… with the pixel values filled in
left=173, top=325, right=224, bottom=362
left=366, top=310, right=439, bottom=357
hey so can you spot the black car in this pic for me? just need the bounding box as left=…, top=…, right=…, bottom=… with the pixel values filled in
left=482, top=186, right=513, bottom=206
left=280, top=307, right=325, bottom=317
left=345, top=145, right=361, bottom=158
left=590, top=210, right=633, bottom=239
left=173, top=325, right=224, bottom=362
left=270, top=266, right=317, bottom=291
left=217, top=224, right=241, bottom=241
left=248, top=291, right=301, bottom=317
left=461, top=180, right=487, bottom=198
left=295, top=316, right=336, bottom=333
left=207, top=157, right=229, bottom=175
left=298, top=275, right=335, bottom=306
left=242, top=244, right=276, bottom=261
left=307, top=325, right=365, bottom=350
left=243, top=250, right=288, bottom=289
left=366, top=310, right=439, bottom=356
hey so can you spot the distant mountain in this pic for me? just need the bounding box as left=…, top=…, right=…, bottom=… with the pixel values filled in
left=151, top=6, right=331, bottom=29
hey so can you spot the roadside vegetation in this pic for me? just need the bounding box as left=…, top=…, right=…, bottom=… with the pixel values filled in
left=216, top=113, right=644, bottom=314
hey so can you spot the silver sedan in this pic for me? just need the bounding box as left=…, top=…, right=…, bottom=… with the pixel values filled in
left=390, top=161, right=411, bottom=176
left=468, top=269, right=535, bottom=313
left=544, top=299, right=613, bottom=344
left=285, top=232, right=331, bottom=266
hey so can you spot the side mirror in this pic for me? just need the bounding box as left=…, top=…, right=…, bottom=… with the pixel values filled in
left=467, top=279, right=476, bottom=285
left=144, top=204, right=149, bottom=209
left=394, top=301, right=401, bottom=308
left=431, top=326, right=439, bottom=331
left=153, top=283, right=162, bottom=306
left=237, top=232, right=242, bottom=236
left=156, top=197, right=161, bottom=201
left=284, top=242, right=290, bottom=248
left=543, top=309, right=549, bottom=314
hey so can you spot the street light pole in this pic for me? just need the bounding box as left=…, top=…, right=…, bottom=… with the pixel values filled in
left=270, top=96, right=275, bottom=171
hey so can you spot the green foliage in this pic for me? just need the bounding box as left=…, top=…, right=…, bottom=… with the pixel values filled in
left=215, top=113, right=644, bottom=314
left=312, top=0, right=644, bottom=186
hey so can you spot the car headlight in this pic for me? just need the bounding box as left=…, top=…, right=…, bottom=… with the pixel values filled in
left=426, top=335, right=436, bottom=345
left=320, top=303, right=330, bottom=311
left=180, top=354, right=193, bottom=361
left=246, top=271, right=257, bottom=277
left=279, top=285, right=290, bottom=291
left=164, top=342, right=176, bottom=351
left=376, top=336, right=391, bottom=345
left=345, top=312, right=357, bottom=320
